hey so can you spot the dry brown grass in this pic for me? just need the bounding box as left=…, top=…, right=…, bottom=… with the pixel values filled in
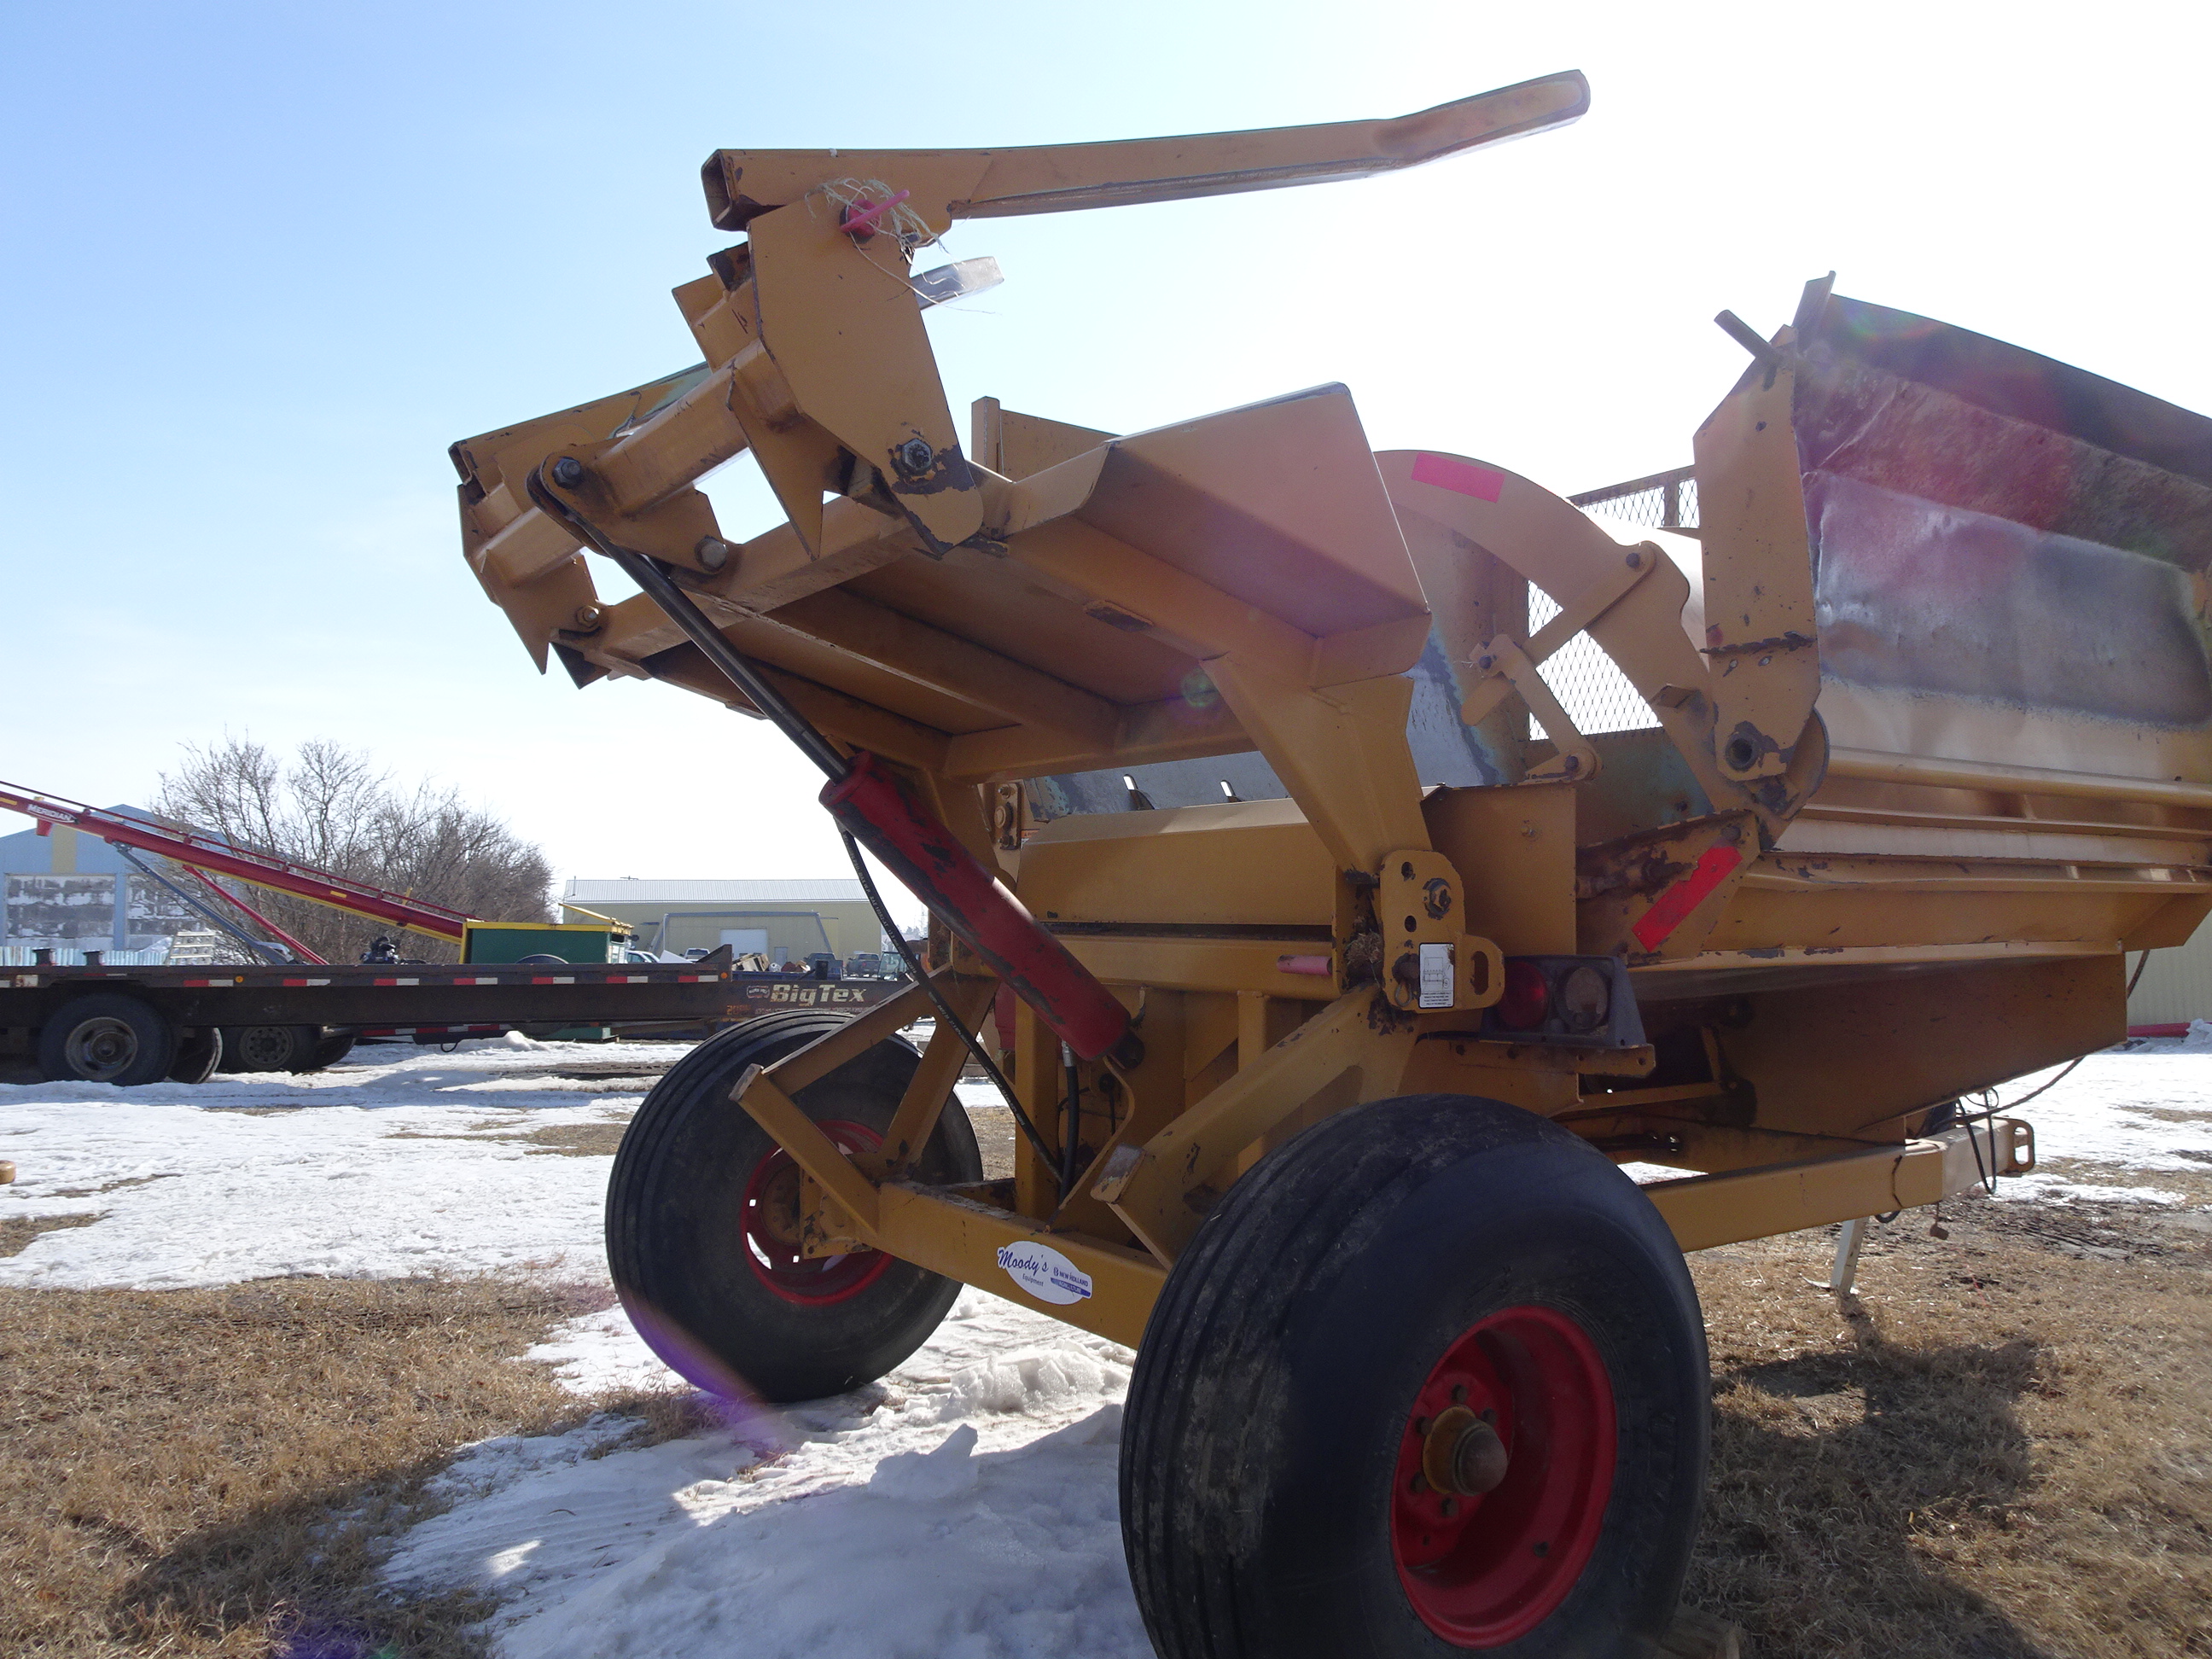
left=1686, top=1190, right=2212, bottom=1657
left=966, top=1104, right=1018, bottom=1181
left=377, top=1119, right=632, bottom=1158
left=2, top=1212, right=98, bottom=1258
left=0, top=1275, right=696, bottom=1659
left=5, top=1141, right=2207, bottom=1657
left=507, top=1122, right=628, bottom=1158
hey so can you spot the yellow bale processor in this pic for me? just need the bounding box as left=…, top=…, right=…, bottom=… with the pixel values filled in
left=451, top=71, right=2212, bottom=1656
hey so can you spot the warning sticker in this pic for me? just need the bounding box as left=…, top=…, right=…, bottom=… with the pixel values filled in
left=1418, top=941, right=1454, bottom=1010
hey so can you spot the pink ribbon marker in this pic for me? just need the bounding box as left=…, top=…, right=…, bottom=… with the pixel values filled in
left=841, top=189, right=911, bottom=238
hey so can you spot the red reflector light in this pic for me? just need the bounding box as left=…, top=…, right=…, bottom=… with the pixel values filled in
left=1496, top=958, right=1551, bottom=1030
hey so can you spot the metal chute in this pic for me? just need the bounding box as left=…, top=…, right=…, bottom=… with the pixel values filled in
left=1791, top=288, right=2212, bottom=730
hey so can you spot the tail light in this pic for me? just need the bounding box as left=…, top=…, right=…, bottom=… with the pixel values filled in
left=1481, top=956, right=1644, bottom=1050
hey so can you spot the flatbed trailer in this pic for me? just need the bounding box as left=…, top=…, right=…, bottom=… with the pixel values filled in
left=0, top=958, right=907, bottom=1083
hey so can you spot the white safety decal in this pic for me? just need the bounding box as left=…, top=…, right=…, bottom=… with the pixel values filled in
left=1418, top=940, right=1454, bottom=1010
left=996, top=1241, right=1094, bottom=1305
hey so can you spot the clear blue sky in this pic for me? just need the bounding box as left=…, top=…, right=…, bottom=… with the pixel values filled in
left=7, top=0, right=2208, bottom=923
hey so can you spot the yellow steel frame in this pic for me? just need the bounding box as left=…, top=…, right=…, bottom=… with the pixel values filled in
left=453, top=77, right=2201, bottom=1340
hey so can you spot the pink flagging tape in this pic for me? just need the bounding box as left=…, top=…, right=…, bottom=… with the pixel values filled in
left=1631, top=844, right=1743, bottom=952
left=841, top=189, right=911, bottom=236
left=1410, top=452, right=1507, bottom=503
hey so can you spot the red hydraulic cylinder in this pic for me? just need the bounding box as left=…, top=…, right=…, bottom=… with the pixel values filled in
left=821, top=751, right=1134, bottom=1062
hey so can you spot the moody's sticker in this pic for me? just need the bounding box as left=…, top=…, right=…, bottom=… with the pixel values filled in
left=996, top=1241, right=1094, bottom=1305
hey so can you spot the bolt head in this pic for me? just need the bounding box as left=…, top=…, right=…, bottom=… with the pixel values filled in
left=550, top=456, right=585, bottom=487
left=571, top=604, right=602, bottom=631
left=897, top=438, right=934, bottom=473
left=695, top=536, right=731, bottom=572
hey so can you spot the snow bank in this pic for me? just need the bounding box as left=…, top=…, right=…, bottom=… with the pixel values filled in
left=385, top=1289, right=1147, bottom=1659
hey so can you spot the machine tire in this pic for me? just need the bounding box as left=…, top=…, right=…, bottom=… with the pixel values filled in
left=220, top=1024, right=321, bottom=1073
left=168, top=1027, right=224, bottom=1085
left=310, top=1029, right=358, bottom=1069
left=606, top=1010, right=982, bottom=1402
left=1121, top=1094, right=1708, bottom=1659
left=38, top=993, right=178, bottom=1086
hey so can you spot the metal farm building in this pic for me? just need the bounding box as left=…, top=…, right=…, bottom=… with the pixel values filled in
left=559, top=877, right=891, bottom=963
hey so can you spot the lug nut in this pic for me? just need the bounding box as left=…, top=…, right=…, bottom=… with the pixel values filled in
left=550, top=457, right=586, bottom=487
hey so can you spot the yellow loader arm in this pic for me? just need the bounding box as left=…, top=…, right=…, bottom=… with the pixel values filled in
left=453, top=74, right=1591, bottom=679
left=702, top=73, right=1590, bottom=230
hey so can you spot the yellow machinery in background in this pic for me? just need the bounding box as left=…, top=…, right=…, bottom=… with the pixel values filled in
left=451, top=71, right=2212, bottom=1657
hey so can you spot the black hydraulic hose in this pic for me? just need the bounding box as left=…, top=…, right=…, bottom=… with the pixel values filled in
left=1978, top=951, right=2154, bottom=1117
left=536, top=472, right=1068, bottom=1185
left=1062, top=1043, right=1083, bottom=1199
left=603, top=545, right=854, bottom=782
left=528, top=472, right=852, bottom=783
left=840, top=828, right=1063, bottom=1179
left=1944, top=950, right=2159, bottom=1199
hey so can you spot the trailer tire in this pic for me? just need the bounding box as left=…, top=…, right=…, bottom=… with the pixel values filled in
left=606, top=1010, right=982, bottom=1403
left=1121, top=1094, right=1708, bottom=1659
left=168, top=1027, right=224, bottom=1085
left=310, top=1030, right=358, bottom=1069
left=220, top=1024, right=320, bottom=1073
left=38, top=993, right=178, bottom=1086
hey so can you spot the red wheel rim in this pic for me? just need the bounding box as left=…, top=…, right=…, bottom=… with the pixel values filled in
left=741, top=1119, right=892, bottom=1306
left=1389, top=1305, right=1617, bottom=1647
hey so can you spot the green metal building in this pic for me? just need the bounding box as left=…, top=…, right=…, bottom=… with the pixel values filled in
left=560, top=877, right=888, bottom=964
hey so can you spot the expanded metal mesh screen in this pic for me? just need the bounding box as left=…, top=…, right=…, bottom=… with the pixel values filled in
left=1527, top=585, right=1660, bottom=736
left=1569, top=466, right=1698, bottom=534
left=1523, top=464, right=1701, bottom=737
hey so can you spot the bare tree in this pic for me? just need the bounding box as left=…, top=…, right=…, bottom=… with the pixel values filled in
left=153, top=738, right=553, bottom=963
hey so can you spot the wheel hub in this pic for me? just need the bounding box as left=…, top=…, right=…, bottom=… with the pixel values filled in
left=739, top=1118, right=891, bottom=1306
left=235, top=1027, right=295, bottom=1068
left=65, top=1017, right=139, bottom=1083
left=1421, top=1406, right=1511, bottom=1499
left=1390, top=1304, right=1618, bottom=1648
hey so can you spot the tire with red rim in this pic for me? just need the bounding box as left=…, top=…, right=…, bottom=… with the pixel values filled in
left=1121, top=1094, right=1707, bottom=1658
left=605, top=1010, right=981, bottom=1403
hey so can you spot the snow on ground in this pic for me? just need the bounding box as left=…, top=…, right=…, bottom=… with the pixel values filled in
left=3, top=1031, right=2208, bottom=1657
left=0, top=1034, right=688, bottom=1289
left=1981, top=1034, right=2212, bottom=1206
left=387, top=1291, right=1146, bottom=1658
